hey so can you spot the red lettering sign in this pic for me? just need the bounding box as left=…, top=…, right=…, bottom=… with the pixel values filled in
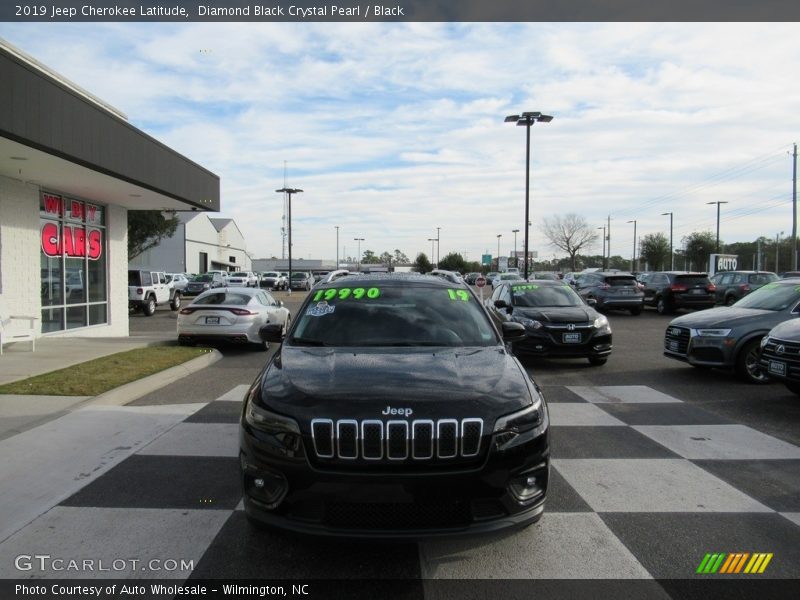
left=43, top=194, right=63, bottom=216
left=41, top=224, right=103, bottom=260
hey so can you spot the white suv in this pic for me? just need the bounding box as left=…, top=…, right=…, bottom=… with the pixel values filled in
left=128, top=270, right=182, bottom=316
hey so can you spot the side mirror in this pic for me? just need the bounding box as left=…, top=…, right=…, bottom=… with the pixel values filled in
left=259, top=323, right=284, bottom=343
left=494, top=299, right=507, bottom=309
left=501, top=322, right=526, bottom=341
left=279, top=300, right=284, bottom=307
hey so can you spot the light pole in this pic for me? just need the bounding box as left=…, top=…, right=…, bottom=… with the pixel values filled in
left=777, top=231, right=784, bottom=272
left=354, top=238, right=364, bottom=272
left=661, top=212, right=673, bottom=270
left=275, top=187, right=302, bottom=284
left=707, top=201, right=728, bottom=254
left=428, top=238, right=436, bottom=268
left=597, top=226, right=606, bottom=268
left=436, top=227, right=441, bottom=269
left=505, top=111, right=553, bottom=279
left=335, top=225, right=340, bottom=269
left=496, top=234, right=502, bottom=271
left=627, top=220, right=637, bottom=272
left=512, top=228, right=519, bottom=268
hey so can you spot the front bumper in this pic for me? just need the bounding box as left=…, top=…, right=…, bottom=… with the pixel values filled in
left=664, top=332, right=736, bottom=368
left=240, top=413, right=549, bottom=539
left=512, top=332, right=612, bottom=359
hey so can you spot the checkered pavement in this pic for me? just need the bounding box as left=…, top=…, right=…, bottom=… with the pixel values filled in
left=1, top=384, right=799, bottom=592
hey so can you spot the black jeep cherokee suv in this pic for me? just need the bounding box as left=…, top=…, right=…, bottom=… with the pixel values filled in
left=240, top=273, right=550, bottom=538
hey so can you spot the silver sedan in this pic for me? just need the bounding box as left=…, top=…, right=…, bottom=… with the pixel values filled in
left=177, top=288, right=291, bottom=350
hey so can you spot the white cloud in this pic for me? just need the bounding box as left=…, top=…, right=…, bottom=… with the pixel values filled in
left=1, top=22, right=797, bottom=264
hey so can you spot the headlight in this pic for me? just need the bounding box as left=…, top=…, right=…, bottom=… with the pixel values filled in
left=691, top=328, right=732, bottom=337
left=514, top=316, right=543, bottom=330
left=202, top=283, right=210, bottom=289
left=244, top=384, right=301, bottom=455
left=760, top=336, right=770, bottom=348
left=494, top=404, right=541, bottom=433
left=593, top=315, right=609, bottom=329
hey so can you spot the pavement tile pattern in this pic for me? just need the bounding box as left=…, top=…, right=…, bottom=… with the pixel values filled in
left=1, top=385, right=799, bottom=595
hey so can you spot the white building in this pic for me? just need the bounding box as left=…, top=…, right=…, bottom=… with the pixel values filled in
left=0, top=40, right=219, bottom=338
left=129, top=214, right=251, bottom=274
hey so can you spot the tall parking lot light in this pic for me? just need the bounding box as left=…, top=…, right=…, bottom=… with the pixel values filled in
left=335, top=225, right=340, bottom=269
left=276, top=188, right=303, bottom=283
left=707, top=201, right=728, bottom=254
left=496, top=234, right=502, bottom=270
left=505, top=111, right=553, bottom=279
left=354, top=238, right=365, bottom=272
left=661, top=212, right=673, bottom=270
left=512, top=228, right=520, bottom=268
left=627, top=220, right=637, bottom=272
left=428, top=238, right=437, bottom=267
left=436, top=227, right=441, bottom=269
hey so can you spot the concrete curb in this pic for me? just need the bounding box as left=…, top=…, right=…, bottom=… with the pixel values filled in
left=84, top=348, right=223, bottom=407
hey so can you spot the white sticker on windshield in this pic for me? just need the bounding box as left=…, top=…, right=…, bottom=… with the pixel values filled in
left=306, top=301, right=336, bottom=317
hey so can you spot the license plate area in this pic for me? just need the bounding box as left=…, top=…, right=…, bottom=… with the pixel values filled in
left=668, top=340, right=679, bottom=352
left=205, top=316, right=220, bottom=325
left=563, top=332, right=582, bottom=343
left=768, top=360, right=786, bottom=376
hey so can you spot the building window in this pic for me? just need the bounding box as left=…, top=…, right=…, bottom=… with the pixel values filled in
left=39, top=191, right=107, bottom=333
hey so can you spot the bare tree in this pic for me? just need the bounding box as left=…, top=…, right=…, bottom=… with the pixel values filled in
left=541, top=214, right=599, bottom=270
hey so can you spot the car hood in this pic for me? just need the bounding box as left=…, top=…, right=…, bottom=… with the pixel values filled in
left=514, top=306, right=596, bottom=323
left=259, top=346, right=533, bottom=424
left=670, top=306, right=777, bottom=329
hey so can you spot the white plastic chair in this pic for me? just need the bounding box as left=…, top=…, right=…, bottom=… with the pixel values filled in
left=0, top=313, right=38, bottom=355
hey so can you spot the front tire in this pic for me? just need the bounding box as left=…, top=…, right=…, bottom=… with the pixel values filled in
left=170, top=292, right=181, bottom=311
left=588, top=356, right=608, bottom=366
left=736, top=338, right=769, bottom=384
left=629, top=306, right=642, bottom=315
left=725, top=295, right=737, bottom=306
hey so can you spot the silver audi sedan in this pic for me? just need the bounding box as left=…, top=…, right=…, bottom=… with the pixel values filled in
left=177, top=288, right=291, bottom=350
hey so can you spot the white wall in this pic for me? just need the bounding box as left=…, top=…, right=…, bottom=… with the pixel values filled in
left=0, top=176, right=40, bottom=327
left=0, top=174, right=128, bottom=337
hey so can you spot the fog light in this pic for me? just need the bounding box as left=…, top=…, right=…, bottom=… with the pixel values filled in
left=508, top=474, right=544, bottom=504
left=246, top=471, right=288, bottom=509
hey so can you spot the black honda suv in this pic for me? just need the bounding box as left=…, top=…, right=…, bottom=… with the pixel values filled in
left=240, top=273, right=550, bottom=538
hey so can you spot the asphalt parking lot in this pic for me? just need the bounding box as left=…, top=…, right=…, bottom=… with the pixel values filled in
left=2, top=288, right=795, bottom=593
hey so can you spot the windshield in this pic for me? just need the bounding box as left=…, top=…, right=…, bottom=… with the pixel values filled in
left=512, top=284, right=583, bottom=308
left=735, top=283, right=800, bottom=311
left=289, top=284, right=498, bottom=347
left=193, top=274, right=213, bottom=282
left=264, top=272, right=279, bottom=277
left=500, top=274, right=522, bottom=281
left=291, top=273, right=307, bottom=279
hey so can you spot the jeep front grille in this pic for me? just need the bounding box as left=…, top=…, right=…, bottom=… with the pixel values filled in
left=310, top=418, right=483, bottom=461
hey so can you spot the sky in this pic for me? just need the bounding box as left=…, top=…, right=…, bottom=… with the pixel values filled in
left=1, top=21, right=798, bottom=265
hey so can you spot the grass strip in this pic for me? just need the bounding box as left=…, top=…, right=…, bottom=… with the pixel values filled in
left=0, top=346, right=213, bottom=396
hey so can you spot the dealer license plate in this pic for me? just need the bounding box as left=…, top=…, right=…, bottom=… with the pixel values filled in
left=668, top=340, right=679, bottom=352
left=690, top=288, right=704, bottom=294
left=769, top=360, right=786, bottom=376
left=205, top=316, right=220, bottom=325
left=563, top=332, right=582, bottom=343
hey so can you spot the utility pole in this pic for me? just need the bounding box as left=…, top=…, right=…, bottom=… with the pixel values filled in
left=436, top=227, right=441, bottom=269
left=793, top=143, right=797, bottom=270
left=627, top=220, right=637, bottom=272
left=597, top=226, right=606, bottom=268
left=606, top=215, right=611, bottom=270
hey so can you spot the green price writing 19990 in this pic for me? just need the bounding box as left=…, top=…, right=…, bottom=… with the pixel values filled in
left=312, top=287, right=380, bottom=301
